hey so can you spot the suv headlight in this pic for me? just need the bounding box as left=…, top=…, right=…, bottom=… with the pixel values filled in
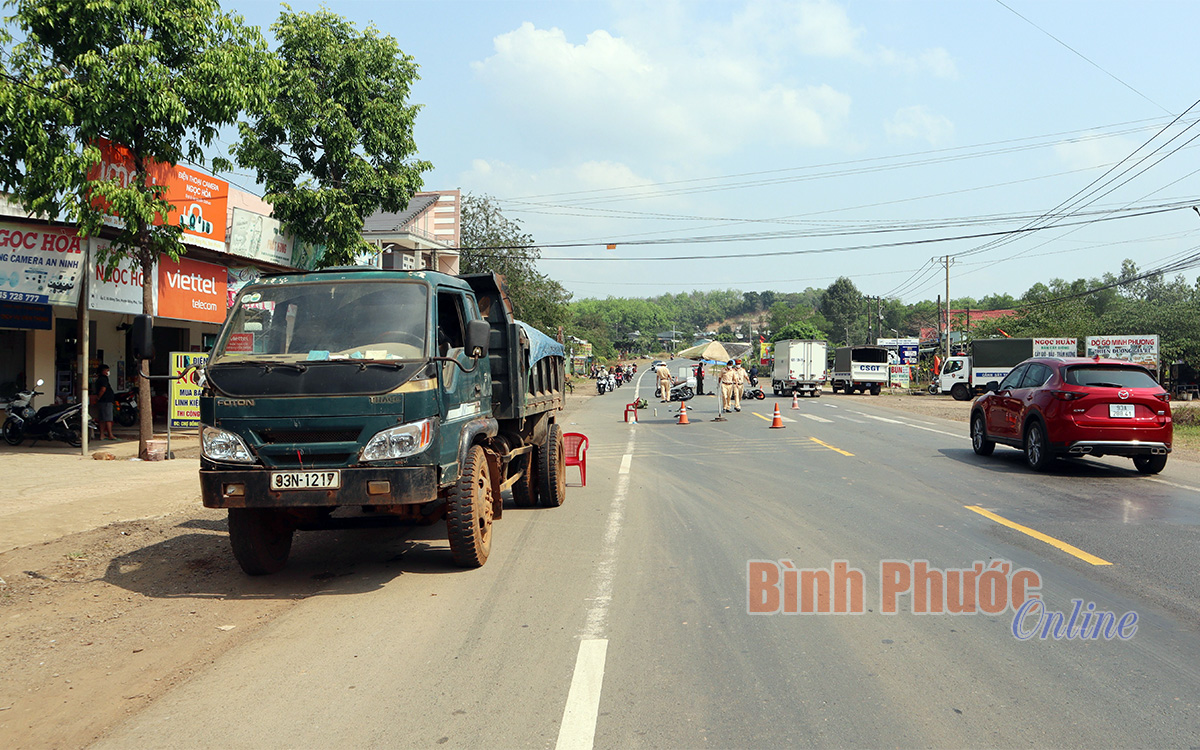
left=361, top=418, right=435, bottom=462
left=201, top=425, right=256, bottom=463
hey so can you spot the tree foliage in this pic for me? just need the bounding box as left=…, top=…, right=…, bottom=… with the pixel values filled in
left=459, top=193, right=571, bottom=332
left=0, top=0, right=267, bottom=456
left=0, top=0, right=265, bottom=279
left=234, top=8, right=429, bottom=266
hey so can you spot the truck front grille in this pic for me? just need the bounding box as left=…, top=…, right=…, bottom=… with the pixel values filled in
left=256, top=428, right=362, bottom=444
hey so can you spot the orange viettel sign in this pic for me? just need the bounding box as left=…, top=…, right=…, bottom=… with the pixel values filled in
left=157, top=255, right=227, bottom=324
left=88, top=138, right=229, bottom=252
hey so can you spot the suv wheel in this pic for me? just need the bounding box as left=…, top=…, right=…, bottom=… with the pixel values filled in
left=971, top=412, right=995, bottom=456
left=1133, top=454, right=1167, bottom=475
left=1024, top=420, right=1052, bottom=472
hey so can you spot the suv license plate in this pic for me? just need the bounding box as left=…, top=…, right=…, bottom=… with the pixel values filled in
left=1109, top=404, right=1135, bottom=419
left=270, top=470, right=340, bottom=490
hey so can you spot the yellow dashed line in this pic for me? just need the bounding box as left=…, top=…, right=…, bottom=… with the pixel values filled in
left=809, top=437, right=854, bottom=456
left=965, top=505, right=1113, bottom=566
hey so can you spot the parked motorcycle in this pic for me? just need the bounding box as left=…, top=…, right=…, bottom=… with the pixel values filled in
left=655, top=380, right=695, bottom=402
left=114, top=389, right=138, bottom=427
left=2, top=379, right=88, bottom=447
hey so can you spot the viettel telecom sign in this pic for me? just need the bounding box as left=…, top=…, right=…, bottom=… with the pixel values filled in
left=87, top=138, right=229, bottom=252
left=158, top=255, right=227, bottom=324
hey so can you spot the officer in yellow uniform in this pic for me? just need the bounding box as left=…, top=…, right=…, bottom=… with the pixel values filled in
left=719, top=359, right=739, bottom=412
left=656, top=363, right=674, bottom=402
left=729, top=359, right=749, bottom=411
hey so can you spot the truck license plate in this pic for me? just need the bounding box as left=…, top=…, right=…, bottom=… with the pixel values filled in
left=1108, top=404, right=1135, bottom=419
left=270, top=470, right=340, bottom=490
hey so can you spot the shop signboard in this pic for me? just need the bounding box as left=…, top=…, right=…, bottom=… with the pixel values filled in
left=0, top=220, right=85, bottom=305
left=157, top=254, right=227, bottom=324
left=226, top=266, right=263, bottom=307
left=0, top=300, right=52, bottom=329
left=877, top=337, right=920, bottom=365
left=88, top=238, right=149, bottom=315
left=88, top=138, right=229, bottom=252
left=291, top=239, right=327, bottom=270
left=1086, top=335, right=1160, bottom=371
left=169, top=351, right=208, bottom=429
left=228, top=208, right=293, bottom=266
left=889, top=364, right=911, bottom=388
left=1033, top=337, right=1078, bottom=357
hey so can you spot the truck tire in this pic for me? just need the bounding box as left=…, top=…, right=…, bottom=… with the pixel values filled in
left=447, top=444, right=494, bottom=567
left=951, top=383, right=971, bottom=401
left=537, top=423, right=566, bottom=508
left=228, top=508, right=294, bottom=576
left=870, top=384, right=881, bottom=396
left=511, top=451, right=538, bottom=507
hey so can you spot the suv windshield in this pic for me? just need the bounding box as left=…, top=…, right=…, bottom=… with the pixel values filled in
left=212, top=280, right=429, bottom=364
left=1065, top=365, right=1159, bottom=389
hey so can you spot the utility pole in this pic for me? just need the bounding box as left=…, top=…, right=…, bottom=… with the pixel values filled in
left=933, top=255, right=953, bottom=360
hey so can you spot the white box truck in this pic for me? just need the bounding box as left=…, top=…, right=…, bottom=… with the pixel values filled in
left=771, top=339, right=828, bottom=397
left=831, top=345, right=889, bottom=395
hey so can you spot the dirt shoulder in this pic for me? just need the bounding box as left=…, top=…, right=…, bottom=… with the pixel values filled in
left=0, top=390, right=613, bottom=749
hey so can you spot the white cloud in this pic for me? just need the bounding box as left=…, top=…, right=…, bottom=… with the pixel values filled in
left=472, top=19, right=852, bottom=160
left=885, top=105, right=955, bottom=146
left=876, top=46, right=959, bottom=79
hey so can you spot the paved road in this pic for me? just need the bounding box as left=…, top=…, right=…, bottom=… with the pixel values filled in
left=94, top=362, right=1200, bottom=748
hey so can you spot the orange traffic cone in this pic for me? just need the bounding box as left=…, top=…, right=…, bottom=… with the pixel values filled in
left=791, top=392, right=800, bottom=409
left=677, top=401, right=690, bottom=425
left=769, top=402, right=786, bottom=429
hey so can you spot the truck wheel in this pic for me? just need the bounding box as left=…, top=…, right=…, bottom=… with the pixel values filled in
left=870, top=385, right=881, bottom=396
left=228, top=508, right=294, bottom=576
left=1133, top=454, right=1167, bottom=474
left=951, top=383, right=971, bottom=401
left=511, top=450, right=538, bottom=507
left=447, top=444, right=494, bottom=567
left=537, top=423, right=566, bottom=508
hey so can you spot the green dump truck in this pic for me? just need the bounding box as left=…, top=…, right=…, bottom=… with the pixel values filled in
left=192, top=267, right=567, bottom=574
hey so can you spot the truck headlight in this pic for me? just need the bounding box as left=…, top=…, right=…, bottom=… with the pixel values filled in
left=200, top=425, right=256, bottom=463
left=361, top=418, right=435, bottom=462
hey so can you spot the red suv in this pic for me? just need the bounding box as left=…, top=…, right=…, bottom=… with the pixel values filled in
left=970, top=356, right=1172, bottom=473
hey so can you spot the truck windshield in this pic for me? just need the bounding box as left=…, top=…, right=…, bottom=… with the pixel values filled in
left=211, top=281, right=429, bottom=364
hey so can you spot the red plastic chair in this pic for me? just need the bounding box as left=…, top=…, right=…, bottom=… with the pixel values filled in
left=563, top=432, right=588, bottom=487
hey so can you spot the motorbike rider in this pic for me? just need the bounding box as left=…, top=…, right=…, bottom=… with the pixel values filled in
left=95, top=363, right=117, bottom=440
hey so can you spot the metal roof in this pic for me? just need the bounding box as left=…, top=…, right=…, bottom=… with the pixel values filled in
left=362, top=194, right=441, bottom=233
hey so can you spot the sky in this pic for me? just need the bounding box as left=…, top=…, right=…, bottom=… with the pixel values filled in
left=229, top=0, right=1200, bottom=304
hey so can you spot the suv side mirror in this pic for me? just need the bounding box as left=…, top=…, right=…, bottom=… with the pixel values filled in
left=132, top=314, right=155, bottom=361
left=466, top=320, right=490, bottom=358
left=985, top=380, right=1000, bottom=393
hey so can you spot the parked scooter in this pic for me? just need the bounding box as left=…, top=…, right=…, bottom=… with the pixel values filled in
left=655, top=380, right=695, bottom=402
left=2, top=379, right=89, bottom=447
left=114, top=389, right=138, bottom=427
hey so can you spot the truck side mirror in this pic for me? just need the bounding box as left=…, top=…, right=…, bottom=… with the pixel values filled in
left=132, top=314, right=155, bottom=361
left=466, top=320, right=490, bottom=358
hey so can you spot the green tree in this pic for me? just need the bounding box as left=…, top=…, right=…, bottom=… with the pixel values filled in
left=821, top=277, right=863, bottom=345
left=0, top=0, right=266, bottom=457
left=771, top=320, right=827, bottom=342
left=233, top=8, right=429, bottom=267
left=459, top=193, right=571, bottom=332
